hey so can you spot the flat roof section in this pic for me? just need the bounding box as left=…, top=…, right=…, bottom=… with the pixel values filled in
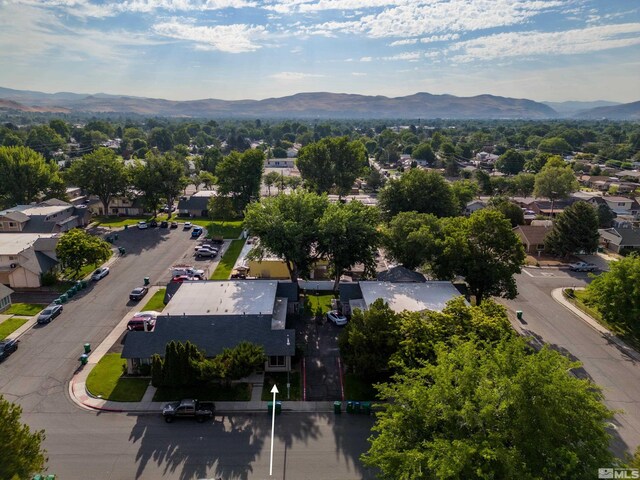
left=0, top=233, right=58, bottom=255
left=163, top=280, right=279, bottom=316
left=359, top=281, right=463, bottom=313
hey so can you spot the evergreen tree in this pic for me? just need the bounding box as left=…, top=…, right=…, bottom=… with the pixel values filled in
left=545, top=201, right=599, bottom=256
left=151, top=354, right=164, bottom=387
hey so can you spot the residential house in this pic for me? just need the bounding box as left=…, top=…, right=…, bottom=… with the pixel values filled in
left=588, top=196, right=640, bottom=222
left=265, top=158, right=296, bottom=168
left=122, top=280, right=297, bottom=374
left=177, top=190, right=217, bottom=218
left=615, top=170, right=640, bottom=182
left=599, top=227, right=640, bottom=254
left=513, top=224, right=553, bottom=254
left=464, top=200, right=487, bottom=216
left=0, top=233, right=59, bottom=288
left=339, top=280, right=463, bottom=317
left=87, top=195, right=146, bottom=216
left=0, top=199, right=90, bottom=233
left=0, top=284, right=13, bottom=312
left=525, top=198, right=577, bottom=217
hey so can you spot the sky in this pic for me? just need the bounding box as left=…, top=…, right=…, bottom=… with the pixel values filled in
left=0, top=0, right=639, bottom=103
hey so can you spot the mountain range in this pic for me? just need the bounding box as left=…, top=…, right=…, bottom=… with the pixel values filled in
left=0, top=86, right=638, bottom=120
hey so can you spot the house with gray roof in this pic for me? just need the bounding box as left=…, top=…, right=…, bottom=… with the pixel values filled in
left=122, top=280, right=296, bottom=374
left=0, top=233, right=59, bottom=288
left=0, top=199, right=90, bottom=233
left=177, top=190, right=217, bottom=217
left=0, top=284, right=13, bottom=312
left=599, top=227, right=640, bottom=254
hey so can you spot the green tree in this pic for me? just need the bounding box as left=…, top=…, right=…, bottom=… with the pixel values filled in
left=585, top=255, right=640, bottom=330
left=151, top=354, right=164, bottom=387
left=378, top=169, right=457, bottom=219
left=146, top=151, right=189, bottom=219
left=596, top=202, right=615, bottom=228
left=538, top=136, right=573, bottom=154
left=66, top=148, right=129, bottom=215
left=382, top=212, right=441, bottom=270
left=49, top=119, right=70, bottom=140
left=365, top=167, right=385, bottom=191
left=412, top=142, right=435, bottom=163
left=533, top=161, right=578, bottom=203
left=0, top=146, right=63, bottom=207
left=216, top=149, right=264, bottom=212
left=244, top=191, right=328, bottom=283
left=508, top=172, right=536, bottom=197
left=487, top=197, right=525, bottom=227
left=148, top=127, right=174, bottom=152
left=318, top=201, right=380, bottom=290
left=55, top=229, right=112, bottom=279
left=436, top=209, right=526, bottom=304
left=263, top=171, right=281, bottom=196
left=495, top=149, right=525, bottom=175
left=129, top=159, right=162, bottom=217
left=338, top=299, right=401, bottom=380
left=475, top=169, right=492, bottom=195
left=25, top=125, right=65, bottom=159
left=0, top=395, right=47, bottom=479
left=197, top=170, right=217, bottom=190
left=207, top=195, right=241, bottom=221
left=451, top=179, right=479, bottom=213
left=206, top=342, right=266, bottom=384
left=363, top=337, right=615, bottom=480
left=544, top=201, right=599, bottom=257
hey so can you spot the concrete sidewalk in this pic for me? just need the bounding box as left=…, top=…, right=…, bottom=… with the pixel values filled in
left=67, top=286, right=338, bottom=414
left=551, top=287, right=640, bottom=362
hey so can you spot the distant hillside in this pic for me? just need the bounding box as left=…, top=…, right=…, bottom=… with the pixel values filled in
left=0, top=86, right=558, bottom=119
left=543, top=100, right=620, bottom=116
left=0, top=98, right=70, bottom=113
left=574, top=101, right=640, bottom=120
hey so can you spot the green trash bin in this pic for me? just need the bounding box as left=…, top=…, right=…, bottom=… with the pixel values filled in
left=114, top=233, right=119, bottom=240
left=81, top=280, right=88, bottom=289
left=106, top=236, right=113, bottom=243
left=346, top=401, right=354, bottom=414
left=84, top=343, right=91, bottom=354
left=353, top=401, right=361, bottom=414
left=267, top=401, right=282, bottom=415
left=361, top=401, right=371, bottom=415
left=45, top=475, right=56, bottom=480
left=144, top=276, right=150, bottom=286
left=67, top=289, right=75, bottom=298
left=32, top=475, right=43, bottom=480
left=516, top=310, right=523, bottom=320
left=54, top=298, right=62, bottom=305
left=119, top=246, right=126, bottom=255
left=334, top=401, right=342, bottom=414
left=60, top=294, right=68, bottom=303
left=80, top=354, right=88, bottom=365
left=124, top=224, right=128, bottom=230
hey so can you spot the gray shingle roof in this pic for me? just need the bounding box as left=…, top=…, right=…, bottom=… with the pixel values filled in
left=339, top=282, right=363, bottom=306
left=178, top=196, right=210, bottom=212
left=276, top=281, right=298, bottom=302
left=121, top=314, right=295, bottom=359
left=376, top=266, right=426, bottom=283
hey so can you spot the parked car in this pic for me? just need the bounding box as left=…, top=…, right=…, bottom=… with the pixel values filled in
left=326, top=310, right=348, bottom=326
left=191, top=226, right=203, bottom=238
left=184, top=222, right=193, bottom=230
left=569, top=262, right=597, bottom=272
left=171, top=266, right=205, bottom=277
left=171, top=275, right=199, bottom=283
left=193, top=244, right=218, bottom=253
left=149, top=220, right=158, bottom=228
left=0, top=339, right=18, bottom=361
left=37, top=304, right=63, bottom=324
left=137, top=221, right=148, bottom=229
left=162, top=399, right=215, bottom=423
left=91, top=267, right=110, bottom=281
left=170, top=221, right=178, bottom=229
left=127, top=312, right=158, bottom=331
left=129, top=286, right=149, bottom=301
left=196, top=248, right=217, bottom=258
left=160, top=221, right=169, bottom=228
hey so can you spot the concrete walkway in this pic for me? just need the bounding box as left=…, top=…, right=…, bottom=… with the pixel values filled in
left=551, top=287, right=640, bottom=362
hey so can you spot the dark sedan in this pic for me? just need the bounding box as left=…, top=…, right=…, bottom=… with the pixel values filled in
left=129, top=286, right=149, bottom=301
left=37, top=304, right=63, bottom=324
left=0, top=339, right=18, bottom=361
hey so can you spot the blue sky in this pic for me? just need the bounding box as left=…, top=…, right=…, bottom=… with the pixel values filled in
left=0, top=0, right=639, bottom=102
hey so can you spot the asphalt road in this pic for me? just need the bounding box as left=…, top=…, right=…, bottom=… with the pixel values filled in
left=0, top=227, right=375, bottom=479
left=501, top=267, right=640, bottom=457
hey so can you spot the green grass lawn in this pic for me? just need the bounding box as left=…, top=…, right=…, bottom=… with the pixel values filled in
left=175, top=218, right=244, bottom=239
left=261, top=372, right=301, bottom=401
left=141, top=288, right=166, bottom=312
left=0, top=317, right=29, bottom=340
left=62, top=251, right=114, bottom=281
left=4, top=303, right=45, bottom=316
left=153, top=383, right=251, bottom=402
left=344, top=373, right=378, bottom=401
left=567, top=289, right=640, bottom=351
left=302, top=292, right=336, bottom=317
left=93, top=214, right=170, bottom=227
left=210, top=239, right=246, bottom=280
left=85, top=353, right=149, bottom=402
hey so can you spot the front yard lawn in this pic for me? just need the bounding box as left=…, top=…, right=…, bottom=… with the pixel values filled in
left=85, top=353, right=149, bottom=402
left=153, top=383, right=251, bottom=402
left=344, top=373, right=378, bottom=401
left=175, top=218, right=244, bottom=239
left=5, top=303, right=45, bottom=316
left=302, top=293, right=336, bottom=317
left=262, top=372, right=301, bottom=401
left=210, top=239, right=246, bottom=280
left=0, top=317, right=29, bottom=340
left=93, top=214, right=169, bottom=227
left=141, top=288, right=166, bottom=312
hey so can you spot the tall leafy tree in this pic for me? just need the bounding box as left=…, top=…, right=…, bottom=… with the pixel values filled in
left=451, top=179, right=479, bottom=213
left=0, top=395, right=47, bottom=479
left=363, top=337, right=615, bottom=480
left=488, top=197, right=525, bottom=227
left=0, top=146, right=63, bottom=207
left=382, top=211, right=441, bottom=270
left=146, top=151, right=189, bottom=219
left=25, top=125, right=65, bottom=159
left=596, top=202, right=615, bottom=228
left=216, top=148, right=264, bottom=212
left=544, top=201, right=600, bottom=257
left=378, top=169, right=457, bottom=219
left=495, top=149, right=525, bottom=175
left=129, top=159, right=163, bottom=217
left=533, top=159, right=578, bottom=202
left=412, top=142, right=435, bottom=163
left=508, top=172, right=536, bottom=197
left=56, top=229, right=112, bottom=279
left=66, top=147, right=129, bottom=215
left=263, top=171, right=281, bottom=196
left=243, top=191, right=328, bottom=284
left=318, top=201, right=380, bottom=290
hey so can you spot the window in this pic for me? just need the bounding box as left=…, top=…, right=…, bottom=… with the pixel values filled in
left=618, top=202, right=626, bottom=206
left=8, top=222, right=15, bottom=227
left=269, top=356, right=286, bottom=367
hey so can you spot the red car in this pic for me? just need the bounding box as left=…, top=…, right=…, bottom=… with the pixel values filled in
left=171, top=275, right=199, bottom=283
left=127, top=316, right=156, bottom=331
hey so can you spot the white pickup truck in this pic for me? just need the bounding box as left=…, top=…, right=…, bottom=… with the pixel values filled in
left=170, top=266, right=205, bottom=277
left=568, top=262, right=597, bottom=272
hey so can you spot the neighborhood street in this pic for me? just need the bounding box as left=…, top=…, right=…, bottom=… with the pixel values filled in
left=501, top=267, right=640, bottom=456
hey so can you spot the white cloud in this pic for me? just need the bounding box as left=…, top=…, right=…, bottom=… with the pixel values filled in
left=360, top=56, right=373, bottom=62
left=153, top=21, right=268, bottom=52
left=389, top=38, right=417, bottom=46
left=351, top=72, right=367, bottom=76
left=420, top=33, right=459, bottom=43
left=449, top=22, right=640, bottom=62
left=381, top=51, right=421, bottom=61
left=269, top=71, right=325, bottom=80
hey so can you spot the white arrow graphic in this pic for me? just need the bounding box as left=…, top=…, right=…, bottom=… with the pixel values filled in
left=269, top=384, right=279, bottom=476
